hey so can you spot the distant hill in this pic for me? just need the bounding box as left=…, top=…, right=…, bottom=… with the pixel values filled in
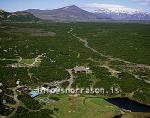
left=25, top=5, right=111, bottom=21
left=0, top=10, right=40, bottom=22
left=0, top=9, right=10, bottom=20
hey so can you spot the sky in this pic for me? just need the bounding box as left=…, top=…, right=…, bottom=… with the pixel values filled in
left=0, top=0, right=150, bottom=12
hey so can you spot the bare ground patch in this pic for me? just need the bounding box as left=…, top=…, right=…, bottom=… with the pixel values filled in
left=5, top=28, right=56, bottom=37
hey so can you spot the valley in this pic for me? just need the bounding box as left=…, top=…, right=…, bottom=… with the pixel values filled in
left=0, top=22, right=150, bottom=118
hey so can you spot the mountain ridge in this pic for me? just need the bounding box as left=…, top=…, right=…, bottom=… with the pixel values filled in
left=24, top=5, right=150, bottom=21
left=24, top=5, right=111, bottom=21
left=1, top=5, right=150, bottom=22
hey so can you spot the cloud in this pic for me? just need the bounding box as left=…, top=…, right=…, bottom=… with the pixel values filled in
left=133, top=0, right=150, bottom=5
left=81, top=3, right=138, bottom=12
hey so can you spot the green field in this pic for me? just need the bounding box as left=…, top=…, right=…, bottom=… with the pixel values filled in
left=37, top=94, right=119, bottom=118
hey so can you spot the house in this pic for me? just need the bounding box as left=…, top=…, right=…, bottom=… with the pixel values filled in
left=2, top=100, right=6, bottom=104
left=0, top=82, right=2, bottom=87
left=0, top=89, right=2, bottom=93
left=17, top=86, right=28, bottom=93
left=42, top=84, right=57, bottom=89
left=16, top=80, right=20, bottom=85
left=72, top=66, right=91, bottom=74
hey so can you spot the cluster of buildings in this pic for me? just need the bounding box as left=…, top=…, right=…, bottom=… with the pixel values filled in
left=15, top=66, right=92, bottom=98
left=16, top=84, right=58, bottom=98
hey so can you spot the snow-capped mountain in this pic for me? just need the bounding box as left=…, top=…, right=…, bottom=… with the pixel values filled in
left=95, top=9, right=150, bottom=20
